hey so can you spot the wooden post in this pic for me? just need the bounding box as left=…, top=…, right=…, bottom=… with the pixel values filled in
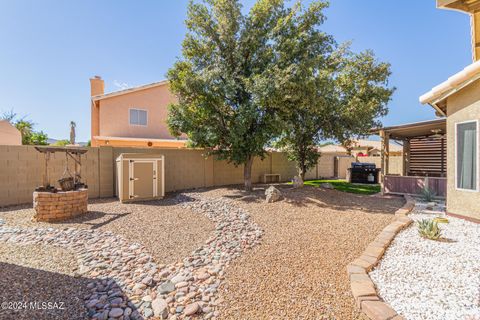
left=43, top=152, right=50, bottom=187
left=384, top=133, right=390, bottom=176
left=380, top=130, right=385, bottom=195
left=403, top=139, right=410, bottom=176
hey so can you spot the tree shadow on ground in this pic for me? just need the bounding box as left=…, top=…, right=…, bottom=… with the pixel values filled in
left=0, top=262, right=141, bottom=320
left=189, top=183, right=404, bottom=215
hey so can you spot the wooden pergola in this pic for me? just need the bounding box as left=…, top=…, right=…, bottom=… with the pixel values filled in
left=371, top=118, right=447, bottom=196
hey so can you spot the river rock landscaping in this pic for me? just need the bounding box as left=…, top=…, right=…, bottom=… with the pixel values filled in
left=0, top=192, right=262, bottom=320
left=369, top=200, right=480, bottom=320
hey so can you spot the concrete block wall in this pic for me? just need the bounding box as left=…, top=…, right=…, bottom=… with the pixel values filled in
left=0, top=146, right=366, bottom=206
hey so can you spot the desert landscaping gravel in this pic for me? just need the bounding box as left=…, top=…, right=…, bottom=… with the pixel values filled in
left=0, top=243, right=89, bottom=320
left=0, top=191, right=262, bottom=319
left=196, top=185, right=404, bottom=320
left=0, top=185, right=405, bottom=319
left=0, top=196, right=214, bottom=265
left=370, top=201, right=480, bottom=320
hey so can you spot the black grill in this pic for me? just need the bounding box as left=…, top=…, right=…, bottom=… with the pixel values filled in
left=348, top=162, right=380, bottom=184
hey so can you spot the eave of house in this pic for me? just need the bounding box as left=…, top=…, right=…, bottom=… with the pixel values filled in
left=91, top=80, right=170, bottom=102
left=419, top=60, right=480, bottom=115
left=437, top=0, right=480, bottom=13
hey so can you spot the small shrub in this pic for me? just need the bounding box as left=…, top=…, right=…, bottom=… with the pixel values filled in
left=421, top=177, right=436, bottom=202
left=417, top=219, right=442, bottom=240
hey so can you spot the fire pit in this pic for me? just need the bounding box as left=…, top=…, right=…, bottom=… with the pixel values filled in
left=33, top=146, right=89, bottom=222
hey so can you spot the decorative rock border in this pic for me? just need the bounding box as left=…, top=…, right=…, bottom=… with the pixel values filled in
left=0, top=192, right=263, bottom=320
left=347, top=195, right=415, bottom=320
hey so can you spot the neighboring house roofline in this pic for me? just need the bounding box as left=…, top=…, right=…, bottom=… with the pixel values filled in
left=94, top=136, right=187, bottom=143
left=92, top=80, right=170, bottom=102
left=419, top=60, right=480, bottom=115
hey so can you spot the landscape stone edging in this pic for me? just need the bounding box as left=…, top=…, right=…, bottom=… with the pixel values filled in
left=347, top=195, right=415, bottom=320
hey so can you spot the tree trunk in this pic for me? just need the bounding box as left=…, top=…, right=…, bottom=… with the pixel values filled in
left=299, top=167, right=306, bottom=183
left=244, top=156, right=254, bottom=192
left=297, top=167, right=305, bottom=188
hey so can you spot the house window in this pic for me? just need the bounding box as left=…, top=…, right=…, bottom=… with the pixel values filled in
left=456, top=121, right=477, bottom=190
left=129, top=109, right=147, bottom=126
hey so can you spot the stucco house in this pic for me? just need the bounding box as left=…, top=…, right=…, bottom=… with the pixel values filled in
left=0, top=120, right=22, bottom=145
left=317, top=140, right=402, bottom=157
left=90, top=76, right=187, bottom=148
left=374, top=0, right=480, bottom=222
left=418, top=0, right=480, bottom=222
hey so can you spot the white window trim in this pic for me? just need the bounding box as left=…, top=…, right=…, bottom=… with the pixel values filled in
left=454, top=119, right=479, bottom=192
left=128, top=108, right=148, bottom=127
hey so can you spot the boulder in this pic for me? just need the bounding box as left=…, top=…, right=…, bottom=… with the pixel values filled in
left=292, top=176, right=304, bottom=188
left=265, top=186, right=282, bottom=203
left=320, top=182, right=334, bottom=189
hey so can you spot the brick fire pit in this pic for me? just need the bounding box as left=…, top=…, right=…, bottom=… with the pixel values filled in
left=33, top=189, right=88, bottom=222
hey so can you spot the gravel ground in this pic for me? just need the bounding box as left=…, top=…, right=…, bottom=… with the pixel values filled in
left=194, top=184, right=403, bottom=320
left=0, top=243, right=89, bottom=320
left=370, top=202, right=480, bottom=320
left=0, top=196, right=214, bottom=265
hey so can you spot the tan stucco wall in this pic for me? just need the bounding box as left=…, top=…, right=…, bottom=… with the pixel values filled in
left=97, top=84, right=180, bottom=140
left=445, top=79, right=480, bottom=220
left=0, top=121, right=21, bottom=145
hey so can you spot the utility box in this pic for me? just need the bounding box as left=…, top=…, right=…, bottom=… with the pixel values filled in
left=116, top=153, right=165, bottom=202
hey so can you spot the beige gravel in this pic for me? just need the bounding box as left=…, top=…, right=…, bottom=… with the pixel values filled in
left=0, top=195, right=214, bottom=265
left=195, top=185, right=404, bottom=320
left=0, top=243, right=88, bottom=320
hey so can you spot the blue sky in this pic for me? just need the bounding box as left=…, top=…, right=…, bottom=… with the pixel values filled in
left=0, top=0, right=472, bottom=142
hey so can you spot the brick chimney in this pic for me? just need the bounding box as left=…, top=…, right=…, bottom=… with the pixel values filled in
left=90, top=75, right=104, bottom=97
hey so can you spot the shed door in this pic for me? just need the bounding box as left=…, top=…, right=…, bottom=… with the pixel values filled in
left=130, top=161, right=156, bottom=199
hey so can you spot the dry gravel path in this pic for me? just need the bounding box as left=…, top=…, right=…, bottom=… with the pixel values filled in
left=0, top=196, right=214, bottom=265
left=0, top=243, right=89, bottom=320
left=197, top=185, right=404, bottom=320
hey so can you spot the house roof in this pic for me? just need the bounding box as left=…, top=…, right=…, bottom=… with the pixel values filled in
left=317, top=140, right=402, bottom=153
left=317, top=144, right=347, bottom=153
left=91, top=80, right=170, bottom=101
left=94, top=136, right=187, bottom=143
left=419, top=60, right=480, bottom=115
left=353, top=139, right=403, bottom=152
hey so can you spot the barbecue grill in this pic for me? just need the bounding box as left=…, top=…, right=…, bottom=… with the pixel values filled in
left=347, top=162, right=380, bottom=184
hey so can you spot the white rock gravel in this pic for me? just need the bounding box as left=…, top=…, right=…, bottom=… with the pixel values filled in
left=0, top=192, right=262, bottom=319
left=369, top=201, right=480, bottom=320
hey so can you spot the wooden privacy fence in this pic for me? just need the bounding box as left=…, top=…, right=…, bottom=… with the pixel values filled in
left=384, top=176, right=446, bottom=197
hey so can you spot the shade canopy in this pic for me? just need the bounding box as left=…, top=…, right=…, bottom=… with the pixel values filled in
left=371, top=119, right=446, bottom=140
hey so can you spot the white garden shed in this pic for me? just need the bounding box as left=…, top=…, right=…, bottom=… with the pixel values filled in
left=116, top=153, right=165, bottom=202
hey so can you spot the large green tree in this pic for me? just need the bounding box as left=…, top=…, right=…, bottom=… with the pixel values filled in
left=1, top=110, right=48, bottom=145
left=167, top=0, right=286, bottom=191
left=168, top=0, right=393, bottom=189
left=267, top=2, right=394, bottom=182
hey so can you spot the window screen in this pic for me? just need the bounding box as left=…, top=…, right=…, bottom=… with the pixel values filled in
left=129, top=109, right=147, bottom=126
left=456, top=121, right=477, bottom=190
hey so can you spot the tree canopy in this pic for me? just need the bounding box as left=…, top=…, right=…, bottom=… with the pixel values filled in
left=168, top=0, right=394, bottom=189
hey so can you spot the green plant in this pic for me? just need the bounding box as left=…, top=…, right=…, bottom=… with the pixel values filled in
left=421, top=177, right=436, bottom=202
left=52, top=139, right=70, bottom=146
left=417, top=219, right=442, bottom=240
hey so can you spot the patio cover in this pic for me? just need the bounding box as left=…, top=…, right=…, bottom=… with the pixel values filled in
left=371, top=118, right=446, bottom=140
